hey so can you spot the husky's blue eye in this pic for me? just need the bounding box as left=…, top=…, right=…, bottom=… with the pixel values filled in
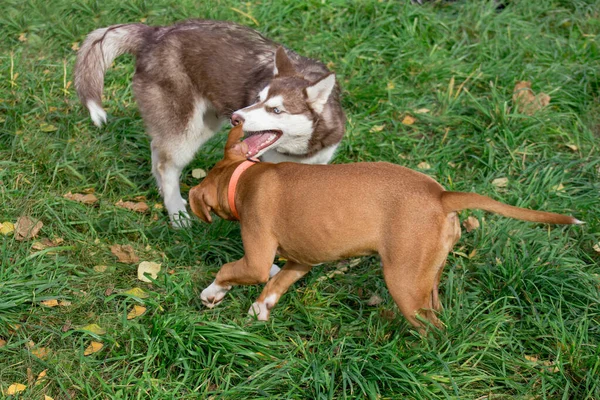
left=273, top=107, right=281, bottom=114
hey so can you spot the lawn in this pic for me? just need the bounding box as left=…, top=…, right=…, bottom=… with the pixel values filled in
left=1, top=0, right=599, bottom=398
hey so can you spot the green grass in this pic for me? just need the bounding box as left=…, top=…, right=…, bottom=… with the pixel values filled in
left=1, top=0, right=599, bottom=398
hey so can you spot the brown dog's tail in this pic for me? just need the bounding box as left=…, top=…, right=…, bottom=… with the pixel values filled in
left=441, top=191, right=582, bottom=225
left=74, top=23, right=149, bottom=127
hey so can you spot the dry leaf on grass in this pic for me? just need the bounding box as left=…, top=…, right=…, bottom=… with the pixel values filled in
left=370, top=124, right=385, bottom=133
left=80, top=324, right=106, bottom=335
left=45, top=396, right=55, bottom=400
left=512, top=81, right=550, bottom=115
left=366, top=294, right=384, bottom=306
left=127, top=305, right=147, bottom=320
left=123, top=287, right=149, bottom=299
left=32, top=237, right=64, bottom=250
left=492, top=177, right=509, bottom=188
left=110, top=244, right=139, bottom=264
left=552, top=183, right=565, bottom=192
left=31, top=347, right=51, bottom=359
left=402, top=115, right=416, bottom=125
left=0, top=338, right=6, bottom=347
left=115, top=200, right=149, bottom=213
left=63, top=192, right=98, bottom=205
left=593, top=243, right=600, bottom=253
left=463, top=216, right=480, bottom=232
left=15, top=216, right=43, bottom=241
left=35, top=369, right=47, bottom=386
left=414, top=108, right=430, bottom=114
left=192, top=168, right=207, bottom=179
left=41, top=299, right=59, bottom=307
left=93, top=265, right=108, bottom=273
left=565, top=144, right=578, bottom=152
left=5, top=383, right=26, bottom=395
left=137, top=261, right=161, bottom=282
left=84, top=341, right=103, bottom=356
left=0, top=222, right=15, bottom=235
left=417, top=162, right=431, bottom=170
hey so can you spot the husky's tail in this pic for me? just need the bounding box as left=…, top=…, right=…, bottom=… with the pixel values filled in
left=441, top=191, right=582, bottom=225
left=74, top=24, right=149, bottom=127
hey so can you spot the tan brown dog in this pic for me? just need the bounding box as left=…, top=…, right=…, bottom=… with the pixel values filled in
left=189, top=125, right=581, bottom=331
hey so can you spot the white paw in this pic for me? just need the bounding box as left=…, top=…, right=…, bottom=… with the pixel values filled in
left=248, top=301, right=270, bottom=321
left=170, top=211, right=192, bottom=229
left=248, top=294, right=278, bottom=321
left=269, top=264, right=281, bottom=278
left=201, top=281, right=231, bottom=308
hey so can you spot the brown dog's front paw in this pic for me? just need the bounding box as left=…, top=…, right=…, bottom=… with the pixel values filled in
left=248, top=302, right=270, bottom=321
left=201, top=281, right=231, bottom=308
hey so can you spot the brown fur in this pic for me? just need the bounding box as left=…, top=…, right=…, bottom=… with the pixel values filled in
left=189, top=125, right=580, bottom=332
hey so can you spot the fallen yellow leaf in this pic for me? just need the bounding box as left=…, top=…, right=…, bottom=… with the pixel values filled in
left=369, top=124, right=385, bottom=133
left=492, top=177, right=509, bottom=188
left=566, top=144, right=578, bottom=152
left=123, top=287, right=149, bottom=299
left=6, top=383, right=26, bottom=395
left=386, top=81, right=395, bottom=90
left=93, top=265, right=108, bottom=273
left=80, top=324, right=106, bottom=335
left=191, top=168, right=207, bottom=179
left=0, top=338, right=6, bottom=347
left=593, top=243, right=600, bottom=253
left=41, top=299, right=59, bottom=307
left=524, top=354, right=539, bottom=362
left=0, top=222, right=15, bottom=235
left=402, top=115, right=416, bottom=125
left=45, top=396, right=55, bottom=400
left=414, top=108, right=430, bottom=114
left=417, top=162, right=431, bottom=170
left=31, top=347, right=51, bottom=359
left=84, top=341, right=103, bottom=356
left=137, top=261, right=161, bottom=282
left=35, top=370, right=47, bottom=386
left=127, top=305, right=147, bottom=320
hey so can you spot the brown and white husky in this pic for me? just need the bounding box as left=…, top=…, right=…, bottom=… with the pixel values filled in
left=74, top=20, right=346, bottom=226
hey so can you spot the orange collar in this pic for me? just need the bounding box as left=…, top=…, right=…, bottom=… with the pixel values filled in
left=227, top=158, right=259, bottom=220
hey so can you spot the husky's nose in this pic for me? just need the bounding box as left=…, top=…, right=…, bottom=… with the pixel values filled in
left=231, top=113, right=244, bottom=126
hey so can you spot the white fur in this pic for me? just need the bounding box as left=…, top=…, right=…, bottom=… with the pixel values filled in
left=152, top=98, right=224, bottom=227
left=258, top=85, right=270, bottom=102
left=261, top=144, right=339, bottom=165
left=201, top=280, right=232, bottom=308
left=87, top=101, right=107, bottom=127
left=269, top=264, right=281, bottom=277
left=236, top=98, right=314, bottom=158
left=248, top=293, right=278, bottom=321
left=305, top=74, right=336, bottom=114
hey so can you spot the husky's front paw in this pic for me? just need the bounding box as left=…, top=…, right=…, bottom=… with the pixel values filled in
left=170, top=211, right=192, bottom=229
left=201, top=281, right=231, bottom=308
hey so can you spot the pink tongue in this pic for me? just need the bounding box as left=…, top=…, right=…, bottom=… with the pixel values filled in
left=243, top=133, right=272, bottom=155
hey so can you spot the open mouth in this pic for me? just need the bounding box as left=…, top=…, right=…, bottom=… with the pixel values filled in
left=242, top=130, right=282, bottom=158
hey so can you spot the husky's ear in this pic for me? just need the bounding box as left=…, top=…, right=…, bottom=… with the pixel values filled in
left=189, top=185, right=214, bottom=223
left=273, top=47, right=296, bottom=76
left=305, top=73, right=336, bottom=114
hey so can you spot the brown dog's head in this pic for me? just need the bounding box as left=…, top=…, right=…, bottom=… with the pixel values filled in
left=189, top=124, right=249, bottom=223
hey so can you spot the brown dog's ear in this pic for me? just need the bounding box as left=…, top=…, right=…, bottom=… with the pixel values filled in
left=189, top=185, right=213, bottom=223
left=273, top=46, right=296, bottom=77
left=224, top=125, right=249, bottom=159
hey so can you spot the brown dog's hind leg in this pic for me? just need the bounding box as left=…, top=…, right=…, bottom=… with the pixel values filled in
left=381, top=214, right=459, bottom=332
left=248, top=261, right=313, bottom=320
